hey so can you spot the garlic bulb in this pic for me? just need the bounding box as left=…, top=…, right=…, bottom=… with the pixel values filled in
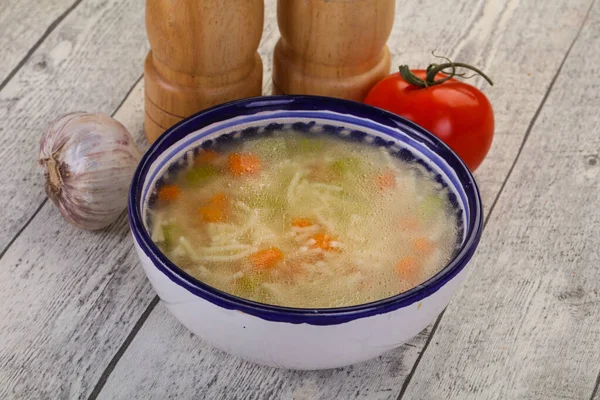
left=39, top=112, right=141, bottom=230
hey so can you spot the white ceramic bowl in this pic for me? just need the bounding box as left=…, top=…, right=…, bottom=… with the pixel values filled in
left=128, top=95, right=482, bottom=370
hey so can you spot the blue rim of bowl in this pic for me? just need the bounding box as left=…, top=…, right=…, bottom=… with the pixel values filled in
left=128, top=95, right=483, bottom=325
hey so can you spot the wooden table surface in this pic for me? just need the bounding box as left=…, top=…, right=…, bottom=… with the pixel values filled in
left=1, top=0, right=599, bottom=399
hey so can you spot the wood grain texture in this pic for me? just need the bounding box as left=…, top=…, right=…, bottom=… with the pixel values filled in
left=0, top=0, right=148, bottom=253
left=0, top=0, right=152, bottom=397
left=95, top=0, right=595, bottom=399
left=116, top=0, right=283, bottom=149
left=272, top=0, right=394, bottom=101
left=400, top=1, right=600, bottom=399
left=144, top=0, right=265, bottom=142
left=1, top=0, right=597, bottom=399
left=116, top=78, right=147, bottom=150
left=0, top=208, right=155, bottom=399
left=0, top=0, right=78, bottom=84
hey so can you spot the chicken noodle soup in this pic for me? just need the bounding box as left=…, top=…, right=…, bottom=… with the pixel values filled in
left=148, top=130, right=460, bottom=308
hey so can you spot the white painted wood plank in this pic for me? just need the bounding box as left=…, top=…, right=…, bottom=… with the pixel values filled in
left=95, top=1, right=593, bottom=399
left=0, top=0, right=152, bottom=397
left=400, top=1, right=600, bottom=399
left=0, top=0, right=78, bottom=83
left=0, top=207, right=155, bottom=399
left=116, top=78, right=146, bottom=149
left=0, top=0, right=148, bottom=252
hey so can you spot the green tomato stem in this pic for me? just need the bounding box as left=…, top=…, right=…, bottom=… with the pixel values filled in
left=399, top=59, right=494, bottom=88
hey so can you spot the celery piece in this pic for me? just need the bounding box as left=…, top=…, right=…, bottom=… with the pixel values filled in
left=235, top=275, right=265, bottom=299
left=236, top=275, right=259, bottom=291
left=241, top=166, right=292, bottom=210
left=184, top=165, right=218, bottom=186
left=259, top=194, right=286, bottom=212
left=331, top=157, right=362, bottom=176
left=162, top=224, right=176, bottom=250
left=246, top=137, right=287, bottom=160
left=249, top=195, right=286, bottom=214
left=287, top=136, right=325, bottom=155
left=418, top=195, right=445, bottom=219
left=242, top=187, right=283, bottom=209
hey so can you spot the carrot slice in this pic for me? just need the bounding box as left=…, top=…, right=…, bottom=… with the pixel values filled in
left=158, top=185, right=180, bottom=203
left=311, top=233, right=334, bottom=251
left=198, top=193, right=228, bottom=222
left=195, top=149, right=219, bottom=165
left=228, top=153, right=262, bottom=176
left=412, top=237, right=435, bottom=255
left=400, top=216, right=420, bottom=231
left=376, top=170, right=396, bottom=190
left=209, top=192, right=227, bottom=208
left=292, top=218, right=313, bottom=228
left=396, top=256, right=421, bottom=283
left=249, top=247, right=284, bottom=269
left=198, top=205, right=224, bottom=222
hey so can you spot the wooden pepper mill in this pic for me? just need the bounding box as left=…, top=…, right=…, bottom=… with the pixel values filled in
left=273, top=0, right=395, bottom=101
left=144, top=0, right=264, bottom=143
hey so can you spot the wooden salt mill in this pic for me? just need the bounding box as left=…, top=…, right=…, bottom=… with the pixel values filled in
left=144, top=0, right=264, bottom=143
left=273, top=0, right=395, bottom=101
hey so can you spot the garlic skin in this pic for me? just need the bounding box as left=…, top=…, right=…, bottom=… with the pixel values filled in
left=39, top=112, right=141, bottom=231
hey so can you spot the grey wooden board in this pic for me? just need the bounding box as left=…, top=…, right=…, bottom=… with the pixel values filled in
left=117, top=79, right=147, bottom=151
left=1, top=0, right=597, bottom=398
left=0, top=0, right=151, bottom=397
left=400, top=1, right=600, bottom=399
left=0, top=0, right=148, bottom=253
left=0, top=0, right=77, bottom=84
left=0, top=207, right=155, bottom=399
left=94, top=0, right=595, bottom=399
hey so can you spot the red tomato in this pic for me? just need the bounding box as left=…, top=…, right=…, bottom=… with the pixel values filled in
left=364, top=70, right=494, bottom=171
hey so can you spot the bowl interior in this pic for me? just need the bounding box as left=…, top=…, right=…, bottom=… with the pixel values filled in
left=129, top=96, right=482, bottom=322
